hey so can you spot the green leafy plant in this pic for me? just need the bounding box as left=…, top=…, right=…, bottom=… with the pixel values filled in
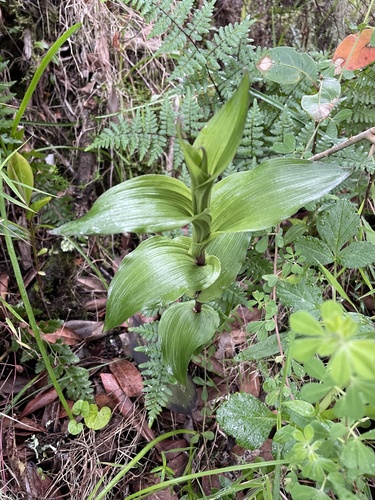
left=0, top=23, right=93, bottom=432
left=53, top=69, right=350, bottom=388
left=68, top=399, right=112, bottom=435
left=217, top=300, right=375, bottom=498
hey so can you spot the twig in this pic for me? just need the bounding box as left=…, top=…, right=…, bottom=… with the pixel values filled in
left=310, top=126, right=375, bottom=161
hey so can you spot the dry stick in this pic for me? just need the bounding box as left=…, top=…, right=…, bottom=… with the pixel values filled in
left=309, top=127, right=375, bottom=161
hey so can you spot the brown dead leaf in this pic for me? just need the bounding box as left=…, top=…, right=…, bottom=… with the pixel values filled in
left=95, top=393, right=116, bottom=410
left=132, top=474, right=178, bottom=499
left=25, top=462, right=61, bottom=499
left=0, top=272, right=9, bottom=319
left=201, top=474, right=221, bottom=496
left=100, top=373, right=155, bottom=442
left=40, top=325, right=81, bottom=345
left=1, top=415, right=46, bottom=433
left=19, top=388, right=58, bottom=418
left=0, top=375, right=32, bottom=395
left=63, top=319, right=104, bottom=340
left=84, top=297, right=107, bottom=312
left=239, top=363, right=261, bottom=397
left=110, top=359, right=143, bottom=397
left=77, top=275, right=107, bottom=291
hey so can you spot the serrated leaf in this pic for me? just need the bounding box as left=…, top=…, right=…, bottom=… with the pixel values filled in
left=295, top=236, right=334, bottom=265
left=192, top=71, right=250, bottom=177
left=339, top=241, right=375, bottom=268
left=257, top=47, right=317, bottom=85
left=104, top=236, right=221, bottom=330
left=216, top=393, right=276, bottom=450
left=316, top=199, right=359, bottom=254
left=198, top=232, right=251, bottom=302
left=277, top=278, right=322, bottom=316
left=211, top=159, right=350, bottom=233
left=159, top=301, right=220, bottom=384
left=301, top=77, right=341, bottom=122
left=52, top=175, right=193, bottom=236
left=235, top=333, right=288, bottom=361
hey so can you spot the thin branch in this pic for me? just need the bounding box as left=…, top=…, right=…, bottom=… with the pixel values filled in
left=309, top=126, right=375, bottom=161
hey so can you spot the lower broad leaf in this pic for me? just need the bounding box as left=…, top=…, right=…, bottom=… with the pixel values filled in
left=216, top=393, right=276, bottom=450
left=159, top=301, right=220, bottom=384
left=104, top=236, right=221, bottom=330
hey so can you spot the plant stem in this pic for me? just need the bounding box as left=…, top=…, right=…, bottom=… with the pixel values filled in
left=309, top=127, right=375, bottom=161
left=0, top=180, right=74, bottom=421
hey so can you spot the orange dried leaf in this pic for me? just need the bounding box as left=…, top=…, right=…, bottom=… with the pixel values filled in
left=332, top=28, right=375, bottom=73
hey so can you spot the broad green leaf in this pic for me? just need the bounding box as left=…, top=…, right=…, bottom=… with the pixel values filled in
left=211, top=159, right=350, bottom=233
left=7, top=152, right=34, bottom=205
left=301, top=77, right=341, bottom=122
left=300, top=382, right=332, bottom=403
left=348, top=340, right=375, bottom=379
left=272, top=133, right=296, bottom=154
left=291, top=338, right=326, bottom=361
left=339, top=241, right=375, bottom=269
left=104, top=236, right=221, bottom=330
left=282, top=400, right=316, bottom=427
left=235, top=332, right=288, bottom=361
left=340, top=439, right=375, bottom=475
left=295, top=236, right=334, bottom=265
left=334, top=385, right=366, bottom=420
left=316, top=198, right=359, bottom=254
left=52, top=175, right=193, bottom=236
left=290, top=484, right=331, bottom=500
left=216, top=393, right=276, bottom=450
left=277, top=278, right=323, bottom=317
left=193, top=71, right=250, bottom=177
left=159, top=301, right=220, bottom=384
left=198, top=232, right=251, bottom=302
left=256, top=47, right=317, bottom=85
left=85, top=406, right=112, bottom=431
left=303, top=357, right=328, bottom=381
left=290, top=310, right=325, bottom=336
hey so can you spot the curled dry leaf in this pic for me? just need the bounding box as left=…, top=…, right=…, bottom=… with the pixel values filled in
left=100, top=372, right=155, bottom=442
left=40, top=326, right=81, bottom=346
left=19, top=387, right=58, bottom=418
left=239, top=363, right=261, bottom=397
left=109, top=359, right=144, bottom=397
left=63, top=320, right=104, bottom=340
left=1, top=415, right=46, bottom=433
